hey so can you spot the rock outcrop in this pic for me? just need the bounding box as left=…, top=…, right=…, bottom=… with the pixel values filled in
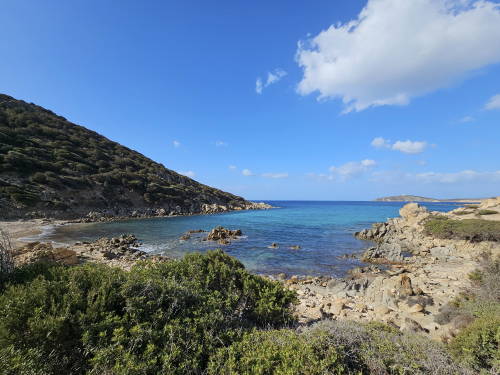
left=14, top=234, right=170, bottom=270
left=289, top=201, right=500, bottom=341
left=204, top=226, right=242, bottom=245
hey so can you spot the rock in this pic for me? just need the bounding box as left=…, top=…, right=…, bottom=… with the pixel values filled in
left=289, top=245, right=301, bottom=250
left=362, top=242, right=404, bottom=262
left=373, top=304, right=391, bottom=316
left=400, top=317, right=428, bottom=333
left=429, top=246, right=455, bottom=259
left=399, top=274, right=414, bottom=297
left=269, top=242, right=279, bottom=249
left=180, top=234, right=191, bottom=240
left=205, top=226, right=242, bottom=244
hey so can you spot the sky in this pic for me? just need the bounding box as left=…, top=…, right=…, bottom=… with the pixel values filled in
left=1, top=0, right=500, bottom=200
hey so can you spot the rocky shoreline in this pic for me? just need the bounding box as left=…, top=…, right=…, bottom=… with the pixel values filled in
left=5, top=199, right=500, bottom=344
left=287, top=199, right=500, bottom=342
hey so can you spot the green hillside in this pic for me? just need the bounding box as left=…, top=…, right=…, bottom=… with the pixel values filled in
left=0, top=94, right=249, bottom=219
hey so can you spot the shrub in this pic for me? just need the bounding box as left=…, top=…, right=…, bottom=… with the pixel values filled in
left=449, top=314, right=500, bottom=372
left=0, top=229, right=14, bottom=286
left=207, top=329, right=354, bottom=375
left=424, top=217, right=500, bottom=242
left=0, top=251, right=297, bottom=375
left=209, top=321, right=468, bottom=375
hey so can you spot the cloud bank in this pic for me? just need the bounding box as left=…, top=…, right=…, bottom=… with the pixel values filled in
left=296, top=0, right=500, bottom=112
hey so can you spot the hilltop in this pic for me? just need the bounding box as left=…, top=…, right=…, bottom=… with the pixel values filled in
left=0, top=94, right=265, bottom=220
left=375, top=195, right=486, bottom=203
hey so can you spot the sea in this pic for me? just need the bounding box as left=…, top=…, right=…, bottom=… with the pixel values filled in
left=41, top=201, right=464, bottom=277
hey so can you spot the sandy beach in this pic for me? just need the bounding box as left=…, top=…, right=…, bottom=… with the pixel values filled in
left=0, top=219, right=68, bottom=248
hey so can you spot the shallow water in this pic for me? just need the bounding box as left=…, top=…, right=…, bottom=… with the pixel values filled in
left=43, top=201, right=464, bottom=277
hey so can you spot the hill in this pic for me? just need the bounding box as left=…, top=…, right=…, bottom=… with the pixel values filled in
left=375, top=195, right=485, bottom=203
left=0, top=94, right=261, bottom=220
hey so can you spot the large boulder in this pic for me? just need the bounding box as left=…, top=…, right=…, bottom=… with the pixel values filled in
left=205, top=226, right=242, bottom=245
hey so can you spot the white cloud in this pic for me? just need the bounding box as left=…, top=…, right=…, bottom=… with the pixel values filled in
left=459, top=115, right=475, bottom=123
left=484, top=93, right=500, bottom=110
left=255, top=78, right=263, bottom=94
left=262, top=172, right=289, bottom=179
left=296, top=0, right=500, bottom=112
left=215, top=140, right=228, bottom=147
left=228, top=165, right=237, bottom=170
left=255, top=68, right=287, bottom=94
left=242, top=169, right=254, bottom=176
left=328, top=159, right=377, bottom=181
left=266, top=69, right=287, bottom=85
left=180, top=170, right=195, bottom=178
left=173, top=140, right=181, bottom=148
left=371, top=137, right=391, bottom=149
left=391, top=140, right=428, bottom=154
left=371, top=137, right=429, bottom=154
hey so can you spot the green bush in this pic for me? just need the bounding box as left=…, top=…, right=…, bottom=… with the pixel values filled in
left=207, top=329, right=354, bottom=375
left=449, top=313, right=500, bottom=372
left=208, top=321, right=467, bottom=375
left=0, top=251, right=296, bottom=375
left=424, top=217, right=500, bottom=242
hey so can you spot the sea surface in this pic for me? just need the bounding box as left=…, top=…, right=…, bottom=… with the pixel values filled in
left=43, top=201, right=465, bottom=277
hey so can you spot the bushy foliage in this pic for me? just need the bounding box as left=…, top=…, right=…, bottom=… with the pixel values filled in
left=208, top=329, right=354, bottom=375
left=424, top=217, right=500, bottom=242
left=208, top=321, right=468, bottom=375
left=0, top=229, right=14, bottom=286
left=0, top=94, right=246, bottom=217
left=449, top=314, right=500, bottom=372
left=0, top=250, right=297, bottom=375
left=436, top=256, right=500, bottom=373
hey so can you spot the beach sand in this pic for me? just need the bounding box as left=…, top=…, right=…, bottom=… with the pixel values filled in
left=0, top=219, right=67, bottom=248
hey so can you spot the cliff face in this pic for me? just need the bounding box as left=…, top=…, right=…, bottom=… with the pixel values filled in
left=0, top=94, right=267, bottom=220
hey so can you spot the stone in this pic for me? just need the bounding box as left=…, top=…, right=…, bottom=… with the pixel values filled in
left=205, top=226, right=242, bottom=244
left=373, top=304, right=390, bottom=316
left=269, top=242, right=279, bottom=249
left=399, top=275, right=414, bottom=297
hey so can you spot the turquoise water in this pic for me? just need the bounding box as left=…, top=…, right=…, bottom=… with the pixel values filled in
left=44, top=201, right=464, bottom=277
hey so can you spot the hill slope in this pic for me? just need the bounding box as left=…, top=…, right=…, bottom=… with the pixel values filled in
left=0, top=94, right=260, bottom=219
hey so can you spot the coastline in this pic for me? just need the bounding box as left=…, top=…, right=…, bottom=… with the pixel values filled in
left=0, top=202, right=274, bottom=249
left=4, top=198, right=499, bottom=343
left=288, top=198, right=500, bottom=341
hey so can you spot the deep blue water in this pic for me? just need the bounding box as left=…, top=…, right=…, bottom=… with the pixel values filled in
left=44, top=201, right=465, bottom=277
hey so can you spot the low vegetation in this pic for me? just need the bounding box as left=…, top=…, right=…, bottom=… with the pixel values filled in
left=0, top=230, right=14, bottom=286
left=208, top=321, right=468, bottom=374
left=424, top=216, right=500, bottom=242
left=2, top=246, right=490, bottom=374
left=435, top=256, right=500, bottom=373
left=0, top=251, right=297, bottom=374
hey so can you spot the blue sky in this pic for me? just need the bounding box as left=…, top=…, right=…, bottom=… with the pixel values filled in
left=1, top=0, right=500, bottom=200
